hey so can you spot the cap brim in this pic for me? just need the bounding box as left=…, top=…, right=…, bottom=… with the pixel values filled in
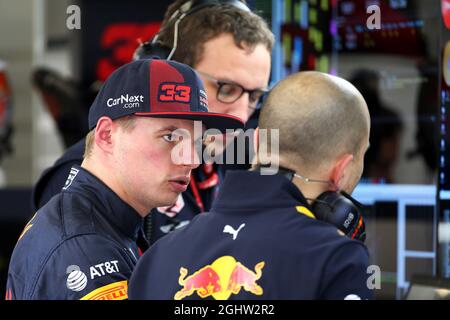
left=134, top=112, right=245, bottom=132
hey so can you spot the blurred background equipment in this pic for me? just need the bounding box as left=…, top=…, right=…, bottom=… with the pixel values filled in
left=0, top=59, right=14, bottom=196
left=405, top=275, right=450, bottom=299
left=0, top=60, right=14, bottom=171
left=349, top=69, right=403, bottom=184
left=32, top=67, right=89, bottom=148
left=32, top=0, right=173, bottom=150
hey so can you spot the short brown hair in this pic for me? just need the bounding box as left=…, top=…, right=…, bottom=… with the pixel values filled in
left=84, top=116, right=136, bottom=159
left=156, top=0, right=274, bottom=67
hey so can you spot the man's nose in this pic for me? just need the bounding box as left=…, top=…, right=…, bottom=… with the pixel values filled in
left=189, top=148, right=201, bottom=169
left=179, top=139, right=201, bottom=169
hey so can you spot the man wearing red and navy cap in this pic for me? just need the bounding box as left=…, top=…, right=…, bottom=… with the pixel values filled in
left=5, top=59, right=243, bottom=300
left=31, top=0, right=274, bottom=246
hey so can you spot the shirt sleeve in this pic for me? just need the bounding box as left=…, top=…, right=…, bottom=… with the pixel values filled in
left=319, top=242, right=374, bottom=300
left=30, top=234, right=136, bottom=300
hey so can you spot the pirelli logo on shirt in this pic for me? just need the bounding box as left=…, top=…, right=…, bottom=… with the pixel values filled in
left=80, top=280, right=128, bottom=300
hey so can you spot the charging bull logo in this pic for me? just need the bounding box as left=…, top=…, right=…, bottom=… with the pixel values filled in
left=174, top=256, right=264, bottom=300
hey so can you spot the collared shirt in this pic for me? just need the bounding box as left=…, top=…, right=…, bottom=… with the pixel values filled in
left=129, top=170, right=373, bottom=300
left=6, top=165, right=147, bottom=300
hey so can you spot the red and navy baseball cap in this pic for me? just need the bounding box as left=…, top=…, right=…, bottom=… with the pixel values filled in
left=88, top=59, right=244, bottom=131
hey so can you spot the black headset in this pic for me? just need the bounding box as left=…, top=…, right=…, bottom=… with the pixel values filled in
left=312, top=190, right=366, bottom=242
left=133, top=0, right=250, bottom=61
left=277, top=167, right=367, bottom=242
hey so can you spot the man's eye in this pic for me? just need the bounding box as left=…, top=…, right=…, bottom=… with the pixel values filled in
left=250, top=90, right=264, bottom=102
left=163, top=134, right=176, bottom=142
left=220, top=84, right=240, bottom=96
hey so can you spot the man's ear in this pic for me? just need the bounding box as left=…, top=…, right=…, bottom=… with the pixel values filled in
left=329, top=154, right=353, bottom=191
left=94, top=117, right=115, bottom=154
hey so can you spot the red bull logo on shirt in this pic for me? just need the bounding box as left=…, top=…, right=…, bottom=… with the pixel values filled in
left=174, top=256, right=265, bottom=300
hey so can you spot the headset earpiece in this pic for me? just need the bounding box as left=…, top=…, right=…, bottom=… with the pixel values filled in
left=133, top=0, right=250, bottom=61
left=312, top=191, right=366, bottom=242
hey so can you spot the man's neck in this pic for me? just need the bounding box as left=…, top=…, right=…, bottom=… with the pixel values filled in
left=277, top=163, right=333, bottom=204
left=81, top=158, right=150, bottom=217
left=291, top=178, right=329, bottom=205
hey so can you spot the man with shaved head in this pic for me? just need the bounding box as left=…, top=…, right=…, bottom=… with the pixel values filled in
left=128, top=71, right=373, bottom=300
left=259, top=71, right=370, bottom=197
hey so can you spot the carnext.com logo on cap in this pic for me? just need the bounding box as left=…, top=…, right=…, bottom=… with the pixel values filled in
left=107, top=94, right=144, bottom=109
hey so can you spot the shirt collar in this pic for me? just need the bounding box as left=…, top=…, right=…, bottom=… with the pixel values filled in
left=63, top=165, right=144, bottom=241
left=211, top=170, right=309, bottom=211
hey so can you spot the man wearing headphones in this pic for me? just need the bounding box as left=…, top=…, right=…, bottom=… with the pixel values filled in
left=128, top=71, right=372, bottom=300
left=32, top=0, right=273, bottom=244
